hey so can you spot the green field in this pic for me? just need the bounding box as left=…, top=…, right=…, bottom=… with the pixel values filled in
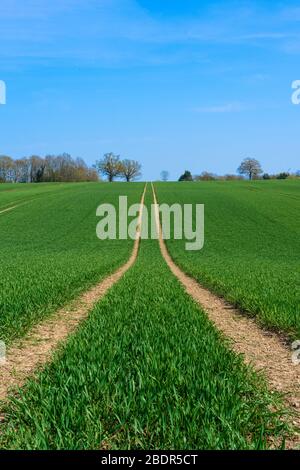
left=0, top=189, right=286, bottom=450
left=0, top=182, right=143, bottom=343
left=0, top=180, right=297, bottom=449
left=0, top=183, right=70, bottom=211
left=155, top=180, right=300, bottom=337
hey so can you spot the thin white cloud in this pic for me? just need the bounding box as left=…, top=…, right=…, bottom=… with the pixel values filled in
left=279, top=6, right=300, bottom=22
left=239, top=32, right=291, bottom=40
left=194, top=102, right=246, bottom=113
left=281, top=41, right=300, bottom=54
left=1, top=0, right=300, bottom=69
left=0, top=0, right=92, bottom=18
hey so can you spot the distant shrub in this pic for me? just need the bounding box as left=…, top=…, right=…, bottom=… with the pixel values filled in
left=179, top=170, right=193, bottom=182
left=276, top=172, right=289, bottom=180
left=194, top=171, right=217, bottom=181
left=223, top=174, right=244, bottom=181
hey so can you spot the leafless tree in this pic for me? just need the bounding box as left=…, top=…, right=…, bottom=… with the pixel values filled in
left=237, top=158, right=263, bottom=180
left=194, top=171, right=216, bottom=181
left=14, top=158, right=29, bottom=182
left=161, top=170, right=169, bottom=182
left=0, top=156, right=14, bottom=182
left=95, top=153, right=122, bottom=182
left=121, top=159, right=142, bottom=182
left=0, top=154, right=98, bottom=183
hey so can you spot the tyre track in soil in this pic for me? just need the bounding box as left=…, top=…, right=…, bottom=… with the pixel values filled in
left=0, top=184, right=147, bottom=402
left=151, top=183, right=300, bottom=448
left=0, top=204, right=22, bottom=215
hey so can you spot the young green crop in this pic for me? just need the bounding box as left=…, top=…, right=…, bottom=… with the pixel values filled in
left=0, top=182, right=143, bottom=343
left=0, top=190, right=287, bottom=450
left=0, top=182, right=71, bottom=211
left=155, top=180, right=300, bottom=338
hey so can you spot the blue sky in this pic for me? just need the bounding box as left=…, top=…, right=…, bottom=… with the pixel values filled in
left=0, top=0, right=300, bottom=180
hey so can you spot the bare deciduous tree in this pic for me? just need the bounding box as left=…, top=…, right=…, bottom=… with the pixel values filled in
left=0, top=154, right=98, bottom=183
left=0, top=156, right=14, bottom=182
left=120, top=159, right=142, bottom=182
left=237, top=158, right=263, bottom=180
left=161, top=170, right=169, bottom=182
left=28, top=156, right=46, bottom=183
left=14, top=158, right=29, bottom=182
left=194, top=171, right=216, bottom=181
left=95, top=153, right=122, bottom=182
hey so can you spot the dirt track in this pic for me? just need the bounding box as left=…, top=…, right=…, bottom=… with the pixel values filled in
left=151, top=182, right=300, bottom=447
left=0, top=185, right=147, bottom=401
left=1, top=182, right=299, bottom=447
left=0, top=205, right=20, bottom=215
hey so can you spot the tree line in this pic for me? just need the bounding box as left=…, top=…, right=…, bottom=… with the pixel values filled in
left=0, top=154, right=98, bottom=183
left=0, top=152, right=142, bottom=184
left=176, top=158, right=299, bottom=182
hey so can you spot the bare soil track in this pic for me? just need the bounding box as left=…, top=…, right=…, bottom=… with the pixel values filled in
left=0, top=205, right=20, bottom=215
left=1, top=182, right=299, bottom=448
left=0, top=185, right=147, bottom=402
left=151, top=183, right=300, bottom=447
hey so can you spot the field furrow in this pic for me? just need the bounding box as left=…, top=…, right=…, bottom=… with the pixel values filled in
left=155, top=181, right=300, bottom=337
left=151, top=183, right=300, bottom=443
left=0, top=185, right=147, bottom=401
left=0, top=189, right=288, bottom=450
left=0, top=182, right=144, bottom=343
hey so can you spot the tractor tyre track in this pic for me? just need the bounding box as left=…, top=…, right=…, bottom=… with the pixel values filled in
left=0, top=185, right=147, bottom=402
left=151, top=183, right=300, bottom=447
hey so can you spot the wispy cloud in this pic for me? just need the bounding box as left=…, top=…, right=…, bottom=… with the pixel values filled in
left=279, top=6, right=300, bottom=22
left=239, top=32, right=291, bottom=40
left=194, top=102, right=246, bottom=113
left=0, top=0, right=90, bottom=18
left=1, top=0, right=300, bottom=70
